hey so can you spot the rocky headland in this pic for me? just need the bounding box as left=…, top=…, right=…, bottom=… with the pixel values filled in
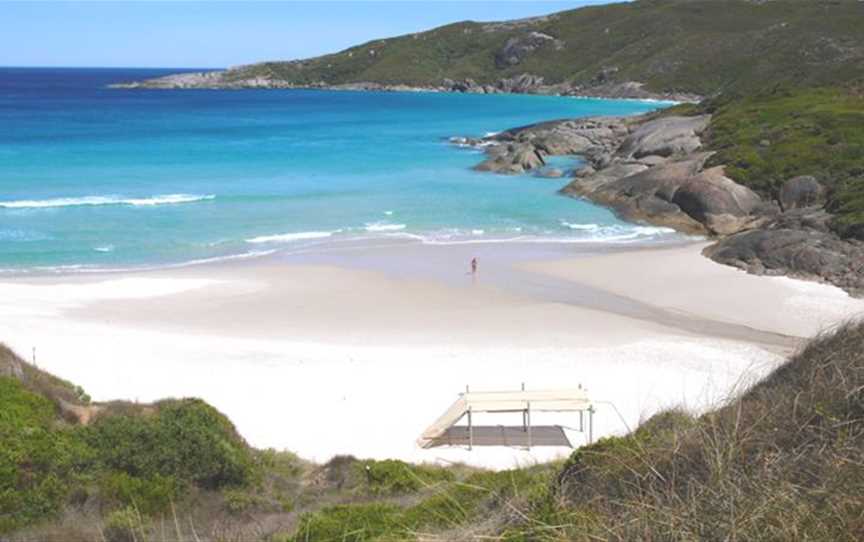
left=111, top=70, right=699, bottom=102
left=461, top=113, right=864, bottom=297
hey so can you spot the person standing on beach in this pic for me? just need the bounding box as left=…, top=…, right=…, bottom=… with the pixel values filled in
left=471, top=257, right=478, bottom=276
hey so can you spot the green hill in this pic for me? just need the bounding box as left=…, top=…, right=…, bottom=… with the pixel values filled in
left=148, top=0, right=864, bottom=97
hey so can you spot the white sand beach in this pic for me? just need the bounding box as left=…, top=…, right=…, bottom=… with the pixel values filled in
left=1, top=240, right=862, bottom=469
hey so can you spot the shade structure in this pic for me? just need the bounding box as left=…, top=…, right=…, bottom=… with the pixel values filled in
left=418, top=388, right=593, bottom=449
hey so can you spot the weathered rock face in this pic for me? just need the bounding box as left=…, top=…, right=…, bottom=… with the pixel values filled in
left=474, top=142, right=546, bottom=174
left=112, top=71, right=227, bottom=89
left=569, top=154, right=712, bottom=234
left=466, top=114, right=766, bottom=236
left=443, top=78, right=484, bottom=93
left=779, top=175, right=827, bottom=211
left=537, top=168, right=565, bottom=178
left=671, top=166, right=765, bottom=235
left=563, top=145, right=767, bottom=235
left=471, top=116, right=631, bottom=173
left=494, top=32, right=565, bottom=68
left=618, top=116, right=711, bottom=159
left=459, top=112, right=862, bottom=296
left=496, top=74, right=546, bottom=93
left=705, top=209, right=864, bottom=296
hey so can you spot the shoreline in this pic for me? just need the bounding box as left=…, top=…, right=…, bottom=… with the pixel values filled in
left=110, top=72, right=699, bottom=104
left=2, top=239, right=861, bottom=469
left=117, top=83, right=689, bottom=105
left=0, top=227, right=690, bottom=279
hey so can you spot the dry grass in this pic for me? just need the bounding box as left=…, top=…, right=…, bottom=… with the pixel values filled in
left=541, top=321, right=864, bottom=541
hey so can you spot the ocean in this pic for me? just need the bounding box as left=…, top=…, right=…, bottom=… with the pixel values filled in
left=0, top=67, right=677, bottom=272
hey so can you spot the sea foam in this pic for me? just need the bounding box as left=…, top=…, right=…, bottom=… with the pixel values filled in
left=246, top=231, right=335, bottom=244
left=0, top=194, right=215, bottom=209
left=365, top=222, right=406, bottom=232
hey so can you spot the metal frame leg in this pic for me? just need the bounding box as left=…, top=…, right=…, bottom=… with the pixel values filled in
left=467, top=407, right=473, bottom=450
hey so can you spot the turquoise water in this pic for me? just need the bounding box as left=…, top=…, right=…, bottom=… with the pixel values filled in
left=0, top=68, right=674, bottom=272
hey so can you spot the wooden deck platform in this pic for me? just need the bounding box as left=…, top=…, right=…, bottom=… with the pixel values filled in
left=427, top=425, right=572, bottom=448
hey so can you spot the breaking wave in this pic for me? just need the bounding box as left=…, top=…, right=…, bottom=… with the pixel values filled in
left=0, top=194, right=215, bottom=209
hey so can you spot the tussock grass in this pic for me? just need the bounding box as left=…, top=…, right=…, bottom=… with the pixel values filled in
left=513, top=321, right=864, bottom=541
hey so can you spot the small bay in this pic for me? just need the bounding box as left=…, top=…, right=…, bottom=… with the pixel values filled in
left=0, top=67, right=674, bottom=271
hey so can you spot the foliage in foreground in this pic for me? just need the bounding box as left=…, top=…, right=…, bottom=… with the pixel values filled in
left=3, top=321, right=864, bottom=540
left=0, top=344, right=257, bottom=535
left=285, top=322, right=864, bottom=541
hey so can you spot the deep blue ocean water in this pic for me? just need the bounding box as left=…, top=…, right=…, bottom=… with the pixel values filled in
left=0, top=67, right=675, bottom=272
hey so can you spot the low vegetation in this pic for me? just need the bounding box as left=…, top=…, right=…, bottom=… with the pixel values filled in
left=0, top=344, right=258, bottom=539
left=661, top=85, right=864, bottom=239
left=704, top=86, right=864, bottom=238
left=2, top=319, right=863, bottom=540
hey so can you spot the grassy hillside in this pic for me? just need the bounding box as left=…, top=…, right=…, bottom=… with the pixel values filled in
left=660, top=85, right=864, bottom=239
left=225, top=0, right=864, bottom=96
left=4, top=320, right=864, bottom=540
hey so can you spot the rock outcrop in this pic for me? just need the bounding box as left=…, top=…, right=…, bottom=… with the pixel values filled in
left=114, top=70, right=700, bottom=102
left=467, top=114, right=763, bottom=236
left=567, top=152, right=766, bottom=235
left=460, top=112, right=863, bottom=296
left=494, top=32, right=565, bottom=68
left=778, top=176, right=827, bottom=211
left=705, top=209, right=864, bottom=296
left=474, top=142, right=546, bottom=174
left=617, top=116, right=710, bottom=159
left=472, top=116, right=631, bottom=173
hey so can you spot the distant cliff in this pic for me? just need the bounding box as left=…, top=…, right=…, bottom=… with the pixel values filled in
left=113, top=0, right=864, bottom=100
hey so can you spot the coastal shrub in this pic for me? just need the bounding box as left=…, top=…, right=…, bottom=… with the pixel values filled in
left=222, top=488, right=267, bottom=515
left=257, top=448, right=304, bottom=479
left=280, top=464, right=558, bottom=540
left=0, top=377, right=88, bottom=533
left=99, top=472, right=178, bottom=516
left=356, top=459, right=455, bottom=495
left=401, top=466, right=557, bottom=532
left=287, top=502, right=408, bottom=542
left=703, top=87, right=864, bottom=238
left=101, top=506, right=143, bottom=542
left=82, top=398, right=255, bottom=489
left=503, top=323, right=864, bottom=540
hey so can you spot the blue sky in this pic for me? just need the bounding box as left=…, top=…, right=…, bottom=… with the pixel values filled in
left=1, top=1, right=614, bottom=68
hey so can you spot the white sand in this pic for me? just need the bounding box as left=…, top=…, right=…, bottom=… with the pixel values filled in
left=1, top=241, right=862, bottom=469
left=522, top=242, right=864, bottom=338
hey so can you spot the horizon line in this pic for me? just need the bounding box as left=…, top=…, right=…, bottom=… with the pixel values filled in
left=0, top=65, right=223, bottom=71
